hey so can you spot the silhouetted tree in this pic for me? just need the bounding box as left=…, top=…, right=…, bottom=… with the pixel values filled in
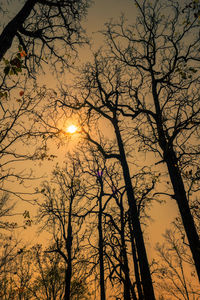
left=104, top=184, right=137, bottom=300
left=99, top=0, right=200, bottom=280
left=0, top=242, right=91, bottom=299
left=0, top=193, right=22, bottom=281
left=92, top=159, right=107, bottom=300
left=0, top=0, right=91, bottom=197
left=0, top=0, right=90, bottom=65
left=37, top=159, right=89, bottom=300
left=58, top=54, right=156, bottom=299
left=155, top=223, right=200, bottom=299
left=75, top=148, right=137, bottom=299
left=102, top=165, right=155, bottom=300
left=30, top=245, right=66, bottom=299
left=0, top=245, right=33, bottom=299
left=0, top=87, right=53, bottom=198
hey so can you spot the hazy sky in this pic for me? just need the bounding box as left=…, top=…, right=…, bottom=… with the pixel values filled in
left=85, top=0, right=137, bottom=30
left=83, top=0, right=179, bottom=252
left=4, top=0, right=179, bottom=255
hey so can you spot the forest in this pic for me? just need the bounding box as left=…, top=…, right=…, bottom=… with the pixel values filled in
left=0, top=0, right=199, bottom=299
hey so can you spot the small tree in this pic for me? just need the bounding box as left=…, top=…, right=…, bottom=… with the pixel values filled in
left=155, top=224, right=200, bottom=299
left=37, top=159, right=89, bottom=300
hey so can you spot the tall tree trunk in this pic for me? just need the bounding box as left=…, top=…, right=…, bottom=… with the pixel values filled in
left=151, top=77, right=200, bottom=281
left=98, top=177, right=106, bottom=300
left=165, top=149, right=200, bottom=281
left=64, top=262, right=72, bottom=300
left=128, top=215, right=144, bottom=300
left=113, top=120, right=155, bottom=300
left=121, top=232, right=137, bottom=300
left=0, top=0, right=36, bottom=61
left=64, top=201, right=73, bottom=300
left=119, top=195, right=137, bottom=300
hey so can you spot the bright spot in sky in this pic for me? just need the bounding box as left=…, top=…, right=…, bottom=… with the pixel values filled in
left=66, top=125, right=77, bottom=134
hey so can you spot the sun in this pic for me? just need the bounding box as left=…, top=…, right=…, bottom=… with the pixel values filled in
left=66, top=125, right=78, bottom=134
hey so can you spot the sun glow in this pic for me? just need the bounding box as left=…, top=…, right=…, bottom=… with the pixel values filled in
left=66, top=125, right=78, bottom=134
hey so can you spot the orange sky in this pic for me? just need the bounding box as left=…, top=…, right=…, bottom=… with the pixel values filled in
left=5, top=0, right=181, bottom=253
left=2, top=2, right=199, bottom=298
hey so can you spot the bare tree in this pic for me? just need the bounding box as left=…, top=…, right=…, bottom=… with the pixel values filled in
left=98, top=0, right=200, bottom=280
left=30, top=244, right=66, bottom=299
left=0, top=0, right=90, bottom=66
left=155, top=224, right=200, bottom=299
left=0, top=193, right=26, bottom=284
left=57, top=54, right=157, bottom=299
left=0, top=0, right=91, bottom=197
left=74, top=147, right=138, bottom=299
left=0, top=244, right=33, bottom=300
left=78, top=148, right=139, bottom=299
left=0, top=242, right=90, bottom=299
left=37, top=159, right=89, bottom=300
left=0, top=87, right=53, bottom=198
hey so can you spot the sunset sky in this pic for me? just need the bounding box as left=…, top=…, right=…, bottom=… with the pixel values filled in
left=0, top=0, right=199, bottom=299
left=5, top=0, right=181, bottom=259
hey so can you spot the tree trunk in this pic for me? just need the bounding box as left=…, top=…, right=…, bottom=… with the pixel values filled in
left=165, top=149, right=200, bottom=281
left=119, top=196, right=137, bottom=300
left=98, top=177, right=106, bottom=300
left=151, top=77, right=200, bottom=281
left=128, top=215, right=144, bottom=300
left=64, top=201, right=73, bottom=300
left=113, top=120, right=155, bottom=300
left=64, top=263, right=72, bottom=300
